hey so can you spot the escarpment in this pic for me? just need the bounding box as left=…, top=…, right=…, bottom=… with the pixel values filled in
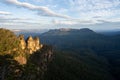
left=0, top=28, right=53, bottom=65
left=0, top=28, right=54, bottom=80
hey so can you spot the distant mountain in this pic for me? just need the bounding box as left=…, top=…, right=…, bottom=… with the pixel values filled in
left=40, top=28, right=109, bottom=50
left=40, top=28, right=120, bottom=80
left=41, top=28, right=95, bottom=36
left=40, top=28, right=120, bottom=50
left=98, top=31, right=120, bottom=36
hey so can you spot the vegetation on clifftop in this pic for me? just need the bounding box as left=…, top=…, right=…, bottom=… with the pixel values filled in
left=0, top=28, right=19, bottom=55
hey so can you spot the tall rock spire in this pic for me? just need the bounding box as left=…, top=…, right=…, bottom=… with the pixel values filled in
left=18, top=35, right=42, bottom=54
left=34, top=36, right=40, bottom=51
left=18, top=34, right=26, bottom=50
left=26, top=36, right=35, bottom=53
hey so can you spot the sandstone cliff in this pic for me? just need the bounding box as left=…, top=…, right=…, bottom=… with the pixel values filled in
left=18, top=35, right=43, bottom=54
left=14, top=35, right=43, bottom=64
left=0, top=45, right=54, bottom=80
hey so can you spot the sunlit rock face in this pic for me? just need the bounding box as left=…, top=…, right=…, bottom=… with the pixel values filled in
left=18, top=35, right=26, bottom=50
left=34, top=37, right=40, bottom=51
left=27, top=36, right=35, bottom=53
left=14, top=55, right=27, bottom=64
left=16, top=34, right=44, bottom=64
left=18, top=35, right=42, bottom=54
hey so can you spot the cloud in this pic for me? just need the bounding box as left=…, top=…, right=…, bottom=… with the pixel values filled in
left=3, top=0, right=71, bottom=19
left=53, top=19, right=78, bottom=25
left=69, top=0, right=120, bottom=19
left=69, top=0, right=120, bottom=10
left=0, top=11, right=11, bottom=15
left=52, top=19, right=120, bottom=30
left=52, top=19, right=102, bottom=25
left=0, top=16, right=31, bottom=22
left=0, top=16, right=40, bottom=27
left=0, top=15, right=52, bottom=29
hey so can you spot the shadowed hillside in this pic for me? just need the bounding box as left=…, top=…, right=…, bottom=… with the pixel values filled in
left=40, top=28, right=120, bottom=80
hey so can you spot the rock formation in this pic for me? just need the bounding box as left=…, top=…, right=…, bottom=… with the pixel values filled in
left=27, top=36, right=35, bottom=53
left=18, top=35, right=26, bottom=50
left=14, top=55, right=27, bottom=64
left=18, top=35, right=43, bottom=54
left=34, top=37, right=41, bottom=50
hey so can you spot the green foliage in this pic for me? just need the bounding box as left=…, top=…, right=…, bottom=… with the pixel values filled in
left=0, top=28, right=19, bottom=55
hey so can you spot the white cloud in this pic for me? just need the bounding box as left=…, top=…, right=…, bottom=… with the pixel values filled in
left=0, top=11, right=11, bottom=15
left=1, top=0, right=120, bottom=29
left=3, top=0, right=71, bottom=18
left=69, top=0, right=120, bottom=19
left=52, top=19, right=101, bottom=25
left=0, top=16, right=39, bottom=26
left=80, top=9, right=114, bottom=18
left=0, top=15, right=53, bottom=29
left=53, top=19, right=78, bottom=25
left=69, top=0, right=120, bottom=10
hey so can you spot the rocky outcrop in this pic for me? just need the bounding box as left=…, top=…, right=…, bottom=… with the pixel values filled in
left=0, top=29, right=54, bottom=79
left=18, top=35, right=43, bottom=54
left=18, top=35, right=26, bottom=50
left=14, top=55, right=27, bottom=64
left=0, top=45, right=54, bottom=80
left=34, top=37, right=41, bottom=50
left=26, top=36, right=35, bottom=53
left=16, top=35, right=43, bottom=64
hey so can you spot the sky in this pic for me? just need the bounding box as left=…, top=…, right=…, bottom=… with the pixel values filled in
left=0, top=0, right=120, bottom=30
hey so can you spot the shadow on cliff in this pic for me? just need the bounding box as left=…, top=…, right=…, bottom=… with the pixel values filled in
left=23, top=44, right=54, bottom=80
left=0, top=45, right=54, bottom=80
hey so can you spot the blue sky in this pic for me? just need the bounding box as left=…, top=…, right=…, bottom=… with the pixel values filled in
left=0, top=0, right=120, bottom=30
